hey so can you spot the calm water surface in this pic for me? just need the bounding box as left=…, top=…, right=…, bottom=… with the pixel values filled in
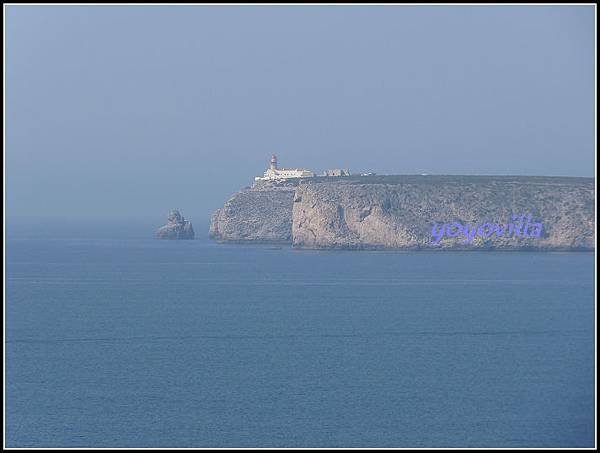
left=5, top=228, right=596, bottom=447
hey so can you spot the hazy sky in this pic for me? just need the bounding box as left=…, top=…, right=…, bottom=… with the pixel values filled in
left=5, top=5, right=596, bottom=221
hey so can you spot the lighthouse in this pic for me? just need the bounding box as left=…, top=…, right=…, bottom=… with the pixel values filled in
left=255, top=155, right=315, bottom=181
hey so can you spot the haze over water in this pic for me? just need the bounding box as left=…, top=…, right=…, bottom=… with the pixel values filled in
left=5, top=5, right=595, bottom=221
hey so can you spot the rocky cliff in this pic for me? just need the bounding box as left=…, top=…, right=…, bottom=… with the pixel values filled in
left=209, top=182, right=297, bottom=243
left=210, top=176, right=595, bottom=251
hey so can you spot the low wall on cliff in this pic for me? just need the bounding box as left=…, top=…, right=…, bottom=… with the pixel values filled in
left=210, top=176, right=595, bottom=251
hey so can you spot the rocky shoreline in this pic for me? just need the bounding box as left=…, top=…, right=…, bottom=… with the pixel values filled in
left=209, top=175, right=595, bottom=251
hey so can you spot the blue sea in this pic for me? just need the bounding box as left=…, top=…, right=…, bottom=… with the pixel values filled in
left=5, top=222, right=596, bottom=447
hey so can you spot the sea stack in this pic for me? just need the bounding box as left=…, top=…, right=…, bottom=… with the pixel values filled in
left=156, top=210, right=195, bottom=240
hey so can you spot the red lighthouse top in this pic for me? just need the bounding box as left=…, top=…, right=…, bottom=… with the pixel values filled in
left=271, top=154, right=278, bottom=169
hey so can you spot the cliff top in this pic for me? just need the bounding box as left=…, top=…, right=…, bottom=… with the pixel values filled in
left=252, top=174, right=593, bottom=190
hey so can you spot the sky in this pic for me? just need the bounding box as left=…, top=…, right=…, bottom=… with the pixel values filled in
left=5, top=5, right=596, bottom=223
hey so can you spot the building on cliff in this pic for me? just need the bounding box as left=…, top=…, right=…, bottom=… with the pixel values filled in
left=255, top=155, right=315, bottom=181
left=323, top=169, right=350, bottom=177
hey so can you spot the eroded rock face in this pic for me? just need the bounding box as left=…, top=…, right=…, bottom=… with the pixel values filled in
left=156, top=210, right=195, bottom=240
left=291, top=177, right=595, bottom=250
left=209, top=182, right=296, bottom=242
left=210, top=176, right=595, bottom=251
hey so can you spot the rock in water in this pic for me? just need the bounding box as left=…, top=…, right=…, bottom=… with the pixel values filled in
left=156, top=210, right=195, bottom=240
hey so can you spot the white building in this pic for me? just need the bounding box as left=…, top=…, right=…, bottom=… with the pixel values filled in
left=255, top=155, right=315, bottom=181
left=323, top=169, right=350, bottom=177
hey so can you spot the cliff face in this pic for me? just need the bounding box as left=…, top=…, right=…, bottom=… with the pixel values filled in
left=292, top=176, right=595, bottom=250
left=210, top=176, right=595, bottom=251
left=209, top=182, right=296, bottom=242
